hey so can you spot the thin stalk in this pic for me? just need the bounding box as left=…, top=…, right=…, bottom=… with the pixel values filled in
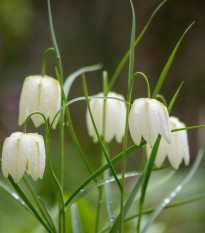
left=8, top=176, right=52, bottom=233
left=55, top=67, right=96, bottom=181
left=102, top=72, right=114, bottom=226
left=95, top=186, right=103, bottom=233
left=132, top=72, right=150, bottom=98
left=41, top=47, right=55, bottom=76
left=23, top=177, right=57, bottom=233
left=136, top=145, right=146, bottom=232
left=106, top=0, right=167, bottom=94
left=47, top=1, right=65, bottom=231
left=119, top=1, right=135, bottom=232
left=46, top=132, right=65, bottom=233
left=82, top=74, right=123, bottom=192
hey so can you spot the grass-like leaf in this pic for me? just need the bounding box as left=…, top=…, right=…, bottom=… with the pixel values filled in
left=110, top=136, right=161, bottom=233
left=141, top=149, right=203, bottom=233
left=8, top=175, right=52, bottom=233
left=152, top=22, right=195, bottom=99
left=168, top=81, right=184, bottom=113
left=71, top=203, right=83, bottom=233
left=63, top=64, right=102, bottom=99
left=82, top=74, right=123, bottom=192
left=0, top=180, right=30, bottom=212
left=123, top=194, right=205, bottom=223
left=107, top=0, right=167, bottom=93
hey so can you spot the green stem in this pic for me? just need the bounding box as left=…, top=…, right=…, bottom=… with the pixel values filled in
left=55, top=67, right=96, bottom=182
left=8, top=176, right=52, bottom=233
left=95, top=186, right=103, bottom=233
left=82, top=74, right=123, bottom=192
left=106, top=0, right=167, bottom=94
left=41, top=47, right=55, bottom=77
left=156, top=94, right=167, bottom=106
left=23, top=177, right=57, bottom=233
left=132, top=72, right=150, bottom=98
left=45, top=124, right=65, bottom=233
left=119, top=1, right=135, bottom=232
left=47, top=1, right=65, bottom=231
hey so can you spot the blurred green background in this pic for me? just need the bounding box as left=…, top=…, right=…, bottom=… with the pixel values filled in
left=0, top=0, right=205, bottom=232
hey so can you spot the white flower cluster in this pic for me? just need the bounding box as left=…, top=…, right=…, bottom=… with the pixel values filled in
left=1, top=75, right=60, bottom=183
left=86, top=93, right=190, bottom=170
left=1, top=75, right=190, bottom=183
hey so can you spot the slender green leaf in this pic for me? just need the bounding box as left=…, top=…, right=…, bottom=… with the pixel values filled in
left=0, top=180, right=30, bottom=212
left=124, top=194, right=205, bottom=223
left=38, top=198, right=58, bottom=233
left=23, top=177, right=57, bottom=233
left=152, top=22, right=195, bottom=98
left=110, top=136, right=161, bottom=233
left=82, top=74, right=122, bottom=192
left=71, top=203, right=83, bottom=233
left=168, top=81, right=184, bottom=113
left=65, top=142, right=146, bottom=210
left=68, top=172, right=142, bottom=209
left=107, top=0, right=167, bottom=93
left=63, top=64, right=102, bottom=99
left=141, top=149, right=203, bottom=233
left=8, top=175, right=52, bottom=233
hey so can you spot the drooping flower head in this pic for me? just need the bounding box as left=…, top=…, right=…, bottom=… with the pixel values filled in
left=129, top=98, right=171, bottom=147
left=19, top=75, right=61, bottom=129
left=147, top=116, right=190, bottom=169
left=86, top=92, right=126, bottom=143
left=1, top=132, right=46, bottom=183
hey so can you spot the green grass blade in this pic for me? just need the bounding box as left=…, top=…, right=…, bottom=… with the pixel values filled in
left=8, top=175, right=52, bottom=233
left=65, top=142, right=146, bottom=210
left=82, top=74, right=122, bottom=192
left=168, top=81, right=184, bottom=113
left=110, top=137, right=161, bottom=233
left=0, top=180, right=30, bottom=212
left=63, top=64, right=102, bottom=99
left=71, top=203, right=83, bottom=233
left=123, top=194, right=205, bottom=223
left=68, top=172, right=142, bottom=208
left=141, top=149, right=203, bottom=233
left=152, top=22, right=195, bottom=99
left=172, top=124, right=205, bottom=132
left=107, top=0, right=167, bottom=93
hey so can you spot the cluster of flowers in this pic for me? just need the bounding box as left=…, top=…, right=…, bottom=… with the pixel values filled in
left=1, top=74, right=190, bottom=183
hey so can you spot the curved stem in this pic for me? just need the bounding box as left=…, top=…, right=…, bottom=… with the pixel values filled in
left=156, top=94, right=167, bottom=106
left=23, top=111, right=48, bottom=134
left=132, top=72, right=151, bottom=98
left=41, top=47, right=55, bottom=77
left=47, top=1, right=65, bottom=231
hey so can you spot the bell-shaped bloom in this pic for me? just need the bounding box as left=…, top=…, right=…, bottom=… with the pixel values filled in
left=86, top=92, right=126, bottom=143
left=1, top=132, right=46, bottom=183
left=129, top=98, right=171, bottom=147
left=19, top=75, right=61, bottom=129
left=147, top=116, right=190, bottom=169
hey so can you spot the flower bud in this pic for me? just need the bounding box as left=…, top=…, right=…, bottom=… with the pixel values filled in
left=129, top=98, right=171, bottom=147
left=86, top=92, right=126, bottom=143
left=1, top=132, right=46, bottom=183
left=19, top=75, right=61, bottom=129
left=147, top=116, right=190, bottom=169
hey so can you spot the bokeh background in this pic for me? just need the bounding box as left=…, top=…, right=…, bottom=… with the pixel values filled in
left=0, top=0, right=205, bottom=232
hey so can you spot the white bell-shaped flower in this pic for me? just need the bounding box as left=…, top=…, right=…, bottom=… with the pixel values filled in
left=19, top=75, right=61, bottom=129
left=147, top=116, right=190, bottom=169
left=129, top=98, right=171, bottom=147
left=1, top=132, right=46, bottom=183
left=86, top=92, right=126, bottom=143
